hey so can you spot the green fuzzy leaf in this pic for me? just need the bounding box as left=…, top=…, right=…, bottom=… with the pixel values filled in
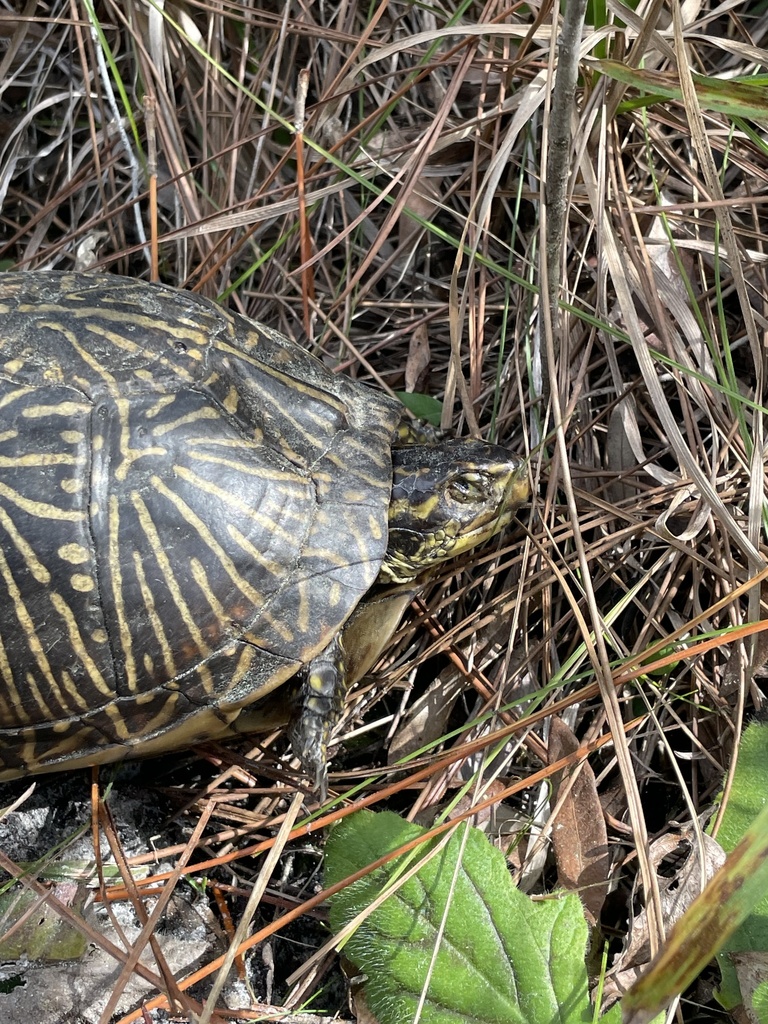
left=714, top=722, right=768, bottom=1008
left=325, top=810, right=600, bottom=1024
left=752, top=979, right=768, bottom=1024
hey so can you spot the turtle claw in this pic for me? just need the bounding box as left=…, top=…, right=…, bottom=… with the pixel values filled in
left=289, top=635, right=345, bottom=796
left=289, top=710, right=329, bottom=798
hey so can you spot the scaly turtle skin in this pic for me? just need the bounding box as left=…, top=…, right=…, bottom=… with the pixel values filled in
left=0, top=272, right=528, bottom=788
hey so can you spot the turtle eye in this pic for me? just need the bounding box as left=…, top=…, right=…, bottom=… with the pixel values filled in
left=448, top=474, right=485, bottom=503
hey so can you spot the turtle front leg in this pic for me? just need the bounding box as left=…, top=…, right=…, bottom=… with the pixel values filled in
left=289, top=634, right=346, bottom=796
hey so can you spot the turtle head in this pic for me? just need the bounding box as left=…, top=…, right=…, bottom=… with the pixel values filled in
left=380, top=440, right=528, bottom=584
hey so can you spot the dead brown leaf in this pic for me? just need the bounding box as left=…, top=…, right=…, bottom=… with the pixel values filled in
left=603, top=828, right=726, bottom=1005
left=548, top=717, right=610, bottom=925
left=404, top=323, right=431, bottom=394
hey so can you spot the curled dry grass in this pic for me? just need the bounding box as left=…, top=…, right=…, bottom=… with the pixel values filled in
left=1, top=0, right=768, bottom=1019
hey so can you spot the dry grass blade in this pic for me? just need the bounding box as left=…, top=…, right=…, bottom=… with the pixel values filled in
left=97, top=791, right=218, bottom=1022
left=0, top=845, right=169, bottom=993
left=201, top=794, right=303, bottom=1021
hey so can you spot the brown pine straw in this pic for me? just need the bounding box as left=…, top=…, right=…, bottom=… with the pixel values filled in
left=0, top=597, right=757, bottom=1021
left=105, top=581, right=768, bottom=900
left=115, top=717, right=646, bottom=1023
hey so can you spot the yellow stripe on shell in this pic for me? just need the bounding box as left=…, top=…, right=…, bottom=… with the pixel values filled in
left=145, top=394, right=177, bottom=418
left=47, top=594, right=108, bottom=704
left=225, top=524, right=285, bottom=580
left=186, top=435, right=275, bottom=451
left=189, top=557, right=226, bottom=619
left=0, top=480, right=86, bottom=522
left=223, top=386, right=239, bottom=413
left=0, top=547, right=74, bottom=718
left=187, top=560, right=246, bottom=686
left=150, top=405, right=222, bottom=437
left=328, top=431, right=393, bottom=477
left=170, top=465, right=307, bottom=545
left=21, top=671, right=55, bottom=728
left=37, top=322, right=117, bottom=386
left=0, top=453, right=85, bottom=468
left=101, top=698, right=138, bottom=742
left=0, top=632, right=31, bottom=725
left=146, top=477, right=296, bottom=645
left=0, top=505, right=51, bottom=585
left=296, top=578, right=312, bottom=634
left=20, top=401, right=91, bottom=419
left=84, top=319, right=199, bottom=380
left=130, top=490, right=212, bottom=659
left=186, top=450, right=310, bottom=486
left=211, top=340, right=353, bottom=455
left=213, top=339, right=348, bottom=419
left=19, top=724, right=99, bottom=771
left=69, top=573, right=94, bottom=592
left=223, top=643, right=259, bottom=699
left=132, top=550, right=177, bottom=684
left=0, top=388, right=35, bottom=412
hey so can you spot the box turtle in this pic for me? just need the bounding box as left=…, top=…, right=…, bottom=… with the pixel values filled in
left=0, top=272, right=528, bottom=790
